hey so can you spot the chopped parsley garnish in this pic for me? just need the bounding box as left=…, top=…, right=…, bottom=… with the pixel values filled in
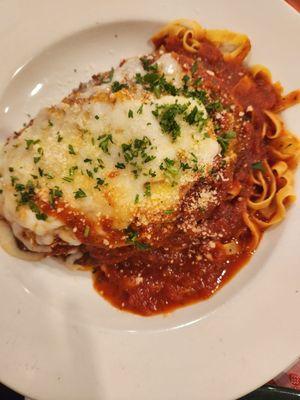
left=185, top=89, right=208, bottom=104
left=125, top=227, right=150, bottom=250
left=49, top=186, right=63, bottom=208
left=143, top=155, right=156, bottom=163
left=191, top=60, right=198, bottom=76
left=148, top=168, right=156, bottom=177
left=111, top=81, right=128, bottom=92
left=164, top=209, right=174, bottom=215
left=182, top=75, right=190, bottom=89
left=137, top=104, right=143, bottom=114
left=15, top=183, right=25, bottom=192
left=68, top=144, right=76, bottom=155
left=44, top=172, right=54, bottom=180
left=153, top=103, right=188, bottom=142
left=144, top=182, right=151, bottom=197
left=83, top=226, right=90, bottom=237
left=63, top=176, right=73, bottom=182
left=107, top=68, right=114, bottom=82
left=180, top=162, right=191, bottom=171
left=95, top=115, right=100, bottom=120
left=86, top=169, right=94, bottom=178
left=190, top=152, right=199, bottom=172
left=10, top=176, right=19, bottom=186
left=84, top=158, right=92, bottom=163
left=217, top=131, right=236, bottom=155
left=74, top=188, right=87, bottom=199
left=135, top=241, right=151, bottom=250
left=135, top=71, right=178, bottom=98
left=94, top=177, right=105, bottom=190
left=14, top=180, right=47, bottom=221
left=115, top=162, right=125, bottom=169
left=184, top=105, right=205, bottom=127
left=140, top=57, right=158, bottom=72
left=8, top=167, right=14, bottom=172
left=48, top=120, right=54, bottom=127
left=160, top=158, right=179, bottom=181
left=69, top=166, right=78, bottom=176
left=25, top=139, right=40, bottom=150
left=128, top=109, right=134, bottom=118
left=206, top=100, right=223, bottom=114
left=97, top=158, right=104, bottom=169
left=193, top=77, right=202, bottom=86
left=98, top=134, right=113, bottom=154
left=134, top=194, right=139, bottom=204
left=28, top=202, right=47, bottom=220
left=34, top=156, right=41, bottom=164
left=38, top=168, right=44, bottom=177
left=100, top=67, right=114, bottom=84
left=57, top=132, right=63, bottom=142
left=121, top=136, right=154, bottom=168
left=252, top=161, right=265, bottom=172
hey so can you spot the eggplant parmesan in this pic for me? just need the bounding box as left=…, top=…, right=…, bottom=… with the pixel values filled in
left=0, top=19, right=299, bottom=315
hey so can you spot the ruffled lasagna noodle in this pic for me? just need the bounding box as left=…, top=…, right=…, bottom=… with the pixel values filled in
left=0, top=20, right=299, bottom=315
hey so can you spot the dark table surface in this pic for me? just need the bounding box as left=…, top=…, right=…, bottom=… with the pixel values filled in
left=1, top=382, right=300, bottom=400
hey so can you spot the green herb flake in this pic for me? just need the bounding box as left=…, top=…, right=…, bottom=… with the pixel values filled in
left=184, top=105, right=205, bottom=126
left=69, top=166, right=78, bottom=176
left=86, top=169, right=94, bottom=178
left=56, top=132, right=63, bottom=142
left=111, top=81, right=128, bottom=93
left=153, top=103, right=188, bottom=142
left=34, top=156, right=41, bottom=164
left=144, top=182, right=151, bottom=197
left=83, top=226, right=90, bottom=238
left=180, top=162, right=191, bottom=171
left=49, top=186, right=63, bottom=208
left=25, top=139, right=40, bottom=150
left=217, top=131, right=237, bottom=155
left=10, top=176, right=19, bottom=186
left=74, top=188, right=87, bottom=199
left=98, top=134, right=113, bottom=154
left=95, top=115, right=100, bottom=120
left=135, top=71, right=178, bottom=97
left=182, top=75, right=190, bottom=89
left=128, top=109, right=134, bottom=118
left=191, top=60, right=198, bottom=76
left=134, top=194, right=139, bottom=204
left=164, top=209, right=173, bottom=215
left=115, top=162, right=126, bottom=169
left=125, top=227, right=150, bottom=250
left=94, top=177, right=105, bottom=190
left=206, top=100, right=223, bottom=114
left=68, top=144, right=76, bottom=155
left=252, top=161, right=265, bottom=172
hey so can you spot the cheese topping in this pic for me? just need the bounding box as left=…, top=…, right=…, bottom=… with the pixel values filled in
left=0, top=53, right=220, bottom=246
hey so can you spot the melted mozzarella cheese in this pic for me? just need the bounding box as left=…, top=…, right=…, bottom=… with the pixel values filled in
left=0, top=53, right=220, bottom=248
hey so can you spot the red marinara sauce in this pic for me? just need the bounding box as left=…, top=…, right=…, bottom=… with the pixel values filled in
left=90, top=39, right=280, bottom=316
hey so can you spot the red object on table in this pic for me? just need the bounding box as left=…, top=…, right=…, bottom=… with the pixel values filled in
left=270, top=359, right=300, bottom=389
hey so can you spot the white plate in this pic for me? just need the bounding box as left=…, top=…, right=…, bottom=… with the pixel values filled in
left=0, top=1, right=299, bottom=399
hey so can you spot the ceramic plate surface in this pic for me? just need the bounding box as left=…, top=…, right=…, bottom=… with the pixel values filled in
left=0, top=1, right=299, bottom=399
